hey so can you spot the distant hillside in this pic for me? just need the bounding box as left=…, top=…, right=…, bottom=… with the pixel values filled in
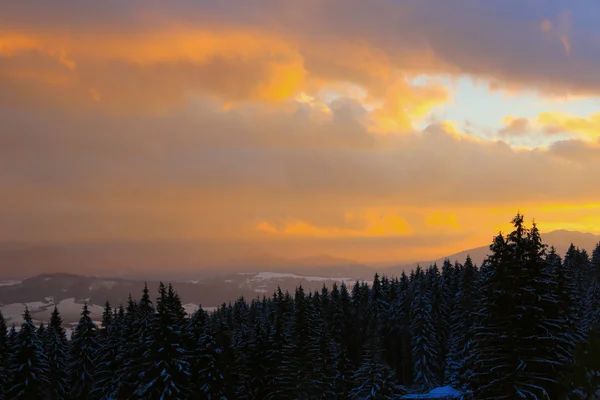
left=0, top=242, right=374, bottom=281
left=0, top=271, right=368, bottom=325
left=387, top=229, right=600, bottom=274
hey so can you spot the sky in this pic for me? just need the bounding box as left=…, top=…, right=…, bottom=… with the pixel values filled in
left=2, top=0, right=600, bottom=264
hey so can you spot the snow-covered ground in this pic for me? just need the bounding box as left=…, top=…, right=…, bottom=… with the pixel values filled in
left=245, top=271, right=357, bottom=284
left=235, top=271, right=364, bottom=295
left=1, top=297, right=104, bottom=325
left=401, top=386, right=464, bottom=399
left=0, top=280, right=21, bottom=287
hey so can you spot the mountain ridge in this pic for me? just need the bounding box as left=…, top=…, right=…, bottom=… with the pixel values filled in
left=0, top=229, right=598, bottom=280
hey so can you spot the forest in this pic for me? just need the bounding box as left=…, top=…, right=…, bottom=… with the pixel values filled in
left=1, top=214, right=600, bottom=399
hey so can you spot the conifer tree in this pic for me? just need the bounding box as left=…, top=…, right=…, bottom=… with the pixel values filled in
left=264, top=288, right=291, bottom=399
left=350, top=278, right=397, bottom=399
left=45, top=306, right=70, bottom=400
left=116, top=286, right=155, bottom=397
left=446, top=256, right=478, bottom=389
left=397, top=272, right=413, bottom=386
left=331, top=282, right=355, bottom=398
left=137, top=282, right=191, bottom=399
left=564, top=328, right=600, bottom=399
left=278, top=286, right=321, bottom=399
left=0, top=311, right=8, bottom=399
left=6, top=307, right=49, bottom=399
left=473, top=215, right=564, bottom=399
left=93, top=302, right=123, bottom=399
left=196, top=319, right=228, bottom=399
left=312, top=290, right=337, bottom=398
left=410, top=266, right=438, bottom=391
left=69, top=302, right=99, bottom=399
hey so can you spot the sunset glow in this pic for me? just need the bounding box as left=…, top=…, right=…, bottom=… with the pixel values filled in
left=2, top=1, right=600, bottom=266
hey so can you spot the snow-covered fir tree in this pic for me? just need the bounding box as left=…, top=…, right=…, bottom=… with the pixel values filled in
left=410, top=266, right=439, bottom=392
left=92, top=302, right=123, bottom=399
left=45, top=306, right=70, bottom=400
left=6, top=307, right=49, bottom=399
left=136, top=282, right=191, bottom=399
left=446, top=255, right=478, bottom=390
left=69, top=302, right=99, bottom=399
left=0, top=311, right=8, bottom=400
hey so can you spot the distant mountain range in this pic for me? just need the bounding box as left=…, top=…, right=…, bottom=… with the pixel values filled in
left=0, top=242, right=374, bottom=280
left=0, top=229, right=598, bottom=327
left=387, top=229, right=600, bottom=275
left=1, top=230, right=598, bottom=281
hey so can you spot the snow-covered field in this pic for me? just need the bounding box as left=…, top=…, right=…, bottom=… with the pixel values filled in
left=2, top=298, right=218, bottom=328
left=235, top=271, right=363, bottom=294
left=245, top=271, right=357, bottom=284
left=0, top=280, right=21, bottom=287
left=1, top=297, right=104, bottom=325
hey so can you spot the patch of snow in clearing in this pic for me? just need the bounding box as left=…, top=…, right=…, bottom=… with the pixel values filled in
left=224, top=279, right=233, bottom=283
left=44, top=277, right=52, bottom=281
left=1, top=300, right=53, bottom=324
left=54, top=298, right=104, bottom=317
left=44, top=296, right=54, bottom=302
left=401, top=386, right=463, bottom=399
left=251, top=272, right=355, bottom=283
left=184, top=303, right=199, bottom=314
left=254, top=288, right=269, bottom=294
left=0, top=280, right=21, bottom=287
left=237, top=272, right=254, bottom=275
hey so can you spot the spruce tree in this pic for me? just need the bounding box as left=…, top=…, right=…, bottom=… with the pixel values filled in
left=350, top=277, right=397, bottom=399
left=0, top=311, right=8, bottom=399
left=310, top=290, right=336, bottom=398
left=410, top=266, right=438, bottom=392
left=278, top=286, right=321, bottom=399
left=137, top=282, right=191, bottom=399
left=93, top=302, right=123, bottom=399
left=69, top=303, right=99, bottom=399
left=331, top=282, right=355, bottom=398
left=472, top=215, right=565, bottom=399
left=398, top=272, right=413, bottom=386
left=6, top=307, right=49, bottom=399
left=45, top=306, right=70, bottom=400
left=264, top=288, right=291, bottom=399
left=194, top=317, right=229, bottom=399
left=426, top=264, right=445, bottom=384
left=446, top=256, right=478, bottom=389
left=116, top=286, right=155, bottom=397
left=564, top=328, right=600, bottom=399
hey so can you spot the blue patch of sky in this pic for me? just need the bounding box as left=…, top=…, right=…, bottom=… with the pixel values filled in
left=413, top=75, right=600, bottom=147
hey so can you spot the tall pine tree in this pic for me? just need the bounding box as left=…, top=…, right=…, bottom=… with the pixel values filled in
left=69, top=302, right=99, bottom=399
left=6, top=307, right=49, bottom=399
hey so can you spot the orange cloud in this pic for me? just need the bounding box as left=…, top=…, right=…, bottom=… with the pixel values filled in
left=369, top=78, right=451, bottom=134
left=256, top=208, right=412, bottom=238
left=0, top=29, right=309, bottom=113
left=537, top=111, right=600, bottom=140
left=425, top=212, right=461, bottom=230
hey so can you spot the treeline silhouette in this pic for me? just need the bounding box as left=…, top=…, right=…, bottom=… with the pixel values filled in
left=1, top=214, right=600, bottom=399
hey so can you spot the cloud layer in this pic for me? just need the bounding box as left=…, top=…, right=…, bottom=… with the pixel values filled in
left=1, top=0, right=600, bottom=263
